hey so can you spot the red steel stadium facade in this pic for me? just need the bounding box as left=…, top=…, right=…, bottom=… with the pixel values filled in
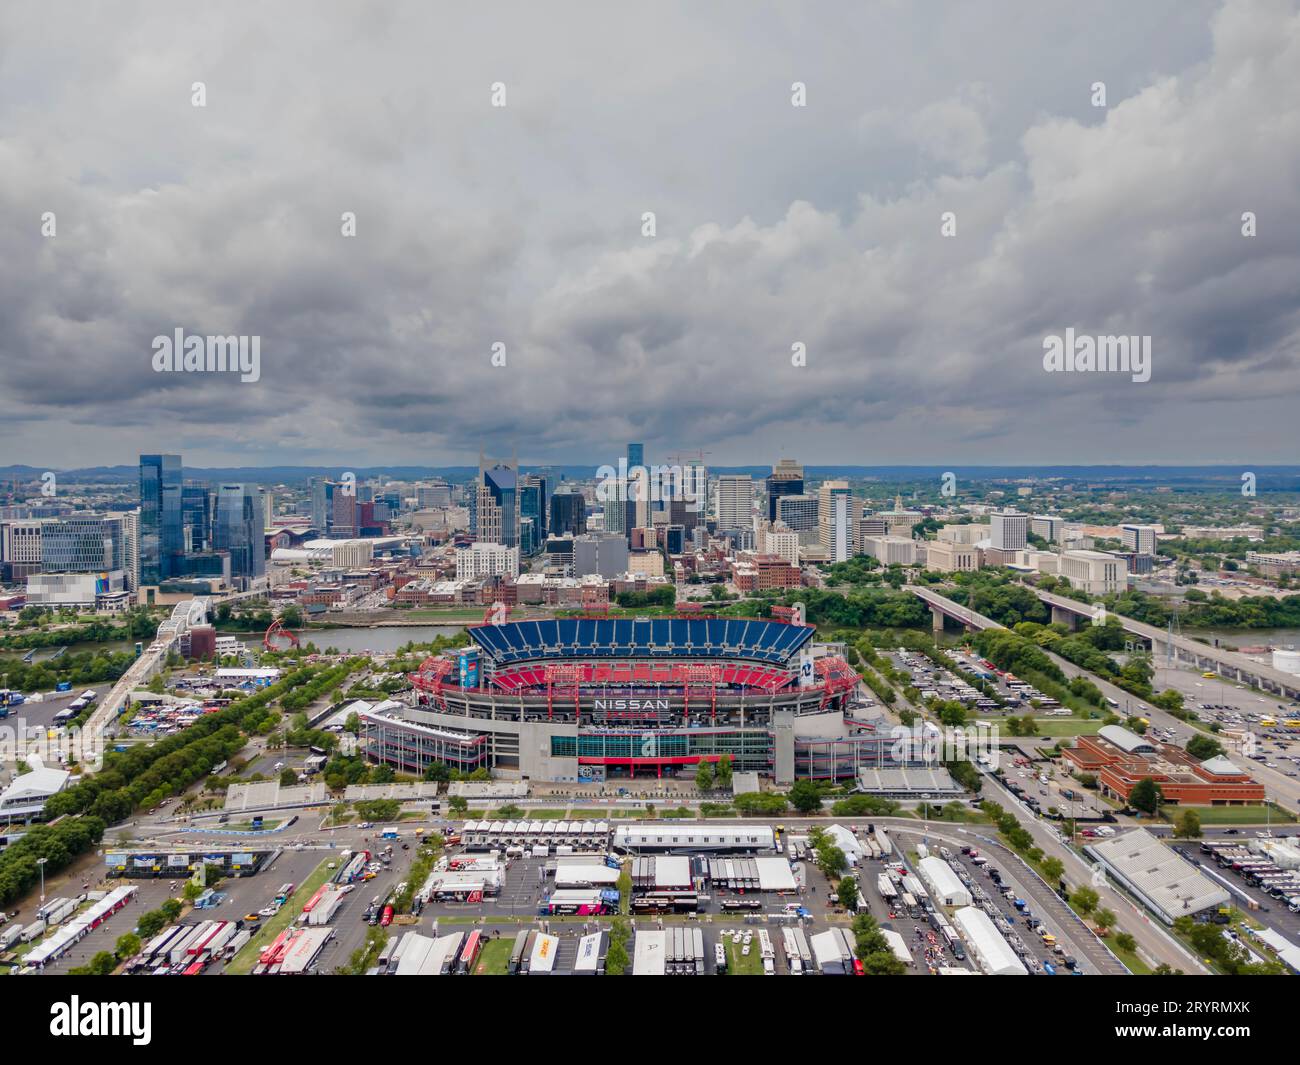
left=356, top=613, right=897, bottom=783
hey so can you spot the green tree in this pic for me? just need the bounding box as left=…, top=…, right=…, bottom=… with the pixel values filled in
left=788, top=779, right=823, bottom=814
left=136, top=910, right=166, bottom=938
left=714, top=754, right=733, bottom=790
left=837, top=875, right=859, bottom=911
left=1114, top=932, right=1137, bottom=954
left=448, top=796, right=468, bottom=815
left=1184, top=734, right=1224, bottom=761
left=1071, top=886, right=1100, bottom=916
left=1129, top=777, right=1164, bottom=816
left=694, top=761, right=715, bottom=793
left=88, top=950, right=118, bottom=975
left=423, top=760, right=452, bottom=783
left=279, top=768, right=298, bottom=787
left=115, top=932, right=142, bottom=959
left=1174, top=809, right=1203, bottom=839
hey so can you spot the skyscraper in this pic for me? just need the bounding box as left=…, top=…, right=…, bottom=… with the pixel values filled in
left=549, top=485, right=586, bottom=536
left=213, top=483, right=266, bottom=584
left=476, top=452, right=520, bottom=548
left=715, top=474, right=753, bottom=530
left=765, top=458, right=804, bottom=522
left=309, top=476, right=335, bottom=533
left=520, top=475, right=547, bottom=555
left=625, top=442, right=646, bottom=538
left=139, top=453, right=182, bottom=585
left=818, top=480, right=852, bottom=561
left=181, top=482, right=213, bottom=553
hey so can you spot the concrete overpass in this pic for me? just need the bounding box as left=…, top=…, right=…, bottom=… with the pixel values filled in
left=79, top=598, right=211, bottom=747
left=911, top=585, right=1002, bottom=634
left=1029, top=588, right=1300, bottom=701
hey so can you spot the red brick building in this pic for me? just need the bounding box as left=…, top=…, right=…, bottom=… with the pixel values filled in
left=1063, top=725, right=1264, bottom=805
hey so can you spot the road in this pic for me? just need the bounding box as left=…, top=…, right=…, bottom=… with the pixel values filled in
left=973, top=772, right=1208, bottom=973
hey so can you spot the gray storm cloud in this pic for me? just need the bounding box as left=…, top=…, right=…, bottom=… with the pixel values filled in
left=1, top=0, right=1297, bottom=467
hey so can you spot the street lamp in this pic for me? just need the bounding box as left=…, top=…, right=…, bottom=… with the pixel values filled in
left=36, top=856, right=48, bottom=904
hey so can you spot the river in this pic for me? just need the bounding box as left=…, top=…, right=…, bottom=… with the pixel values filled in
left=18, top=624, right=467, bottom=662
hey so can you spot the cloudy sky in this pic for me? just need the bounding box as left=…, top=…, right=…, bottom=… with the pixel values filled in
left=2, top=0, right=1298, bottom=470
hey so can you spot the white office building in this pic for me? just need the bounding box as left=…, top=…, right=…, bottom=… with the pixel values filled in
left=1060, top=549, right=1124, bottom=595
left=1030, top=515, right=1064, bottom=543
left=990, top=511, right=1028, bottom=552
left=1120, top=524, right=1158, bottom=556
left=715, top=475, right=753, bottom=531
left=455, top=542, right=520, bottom=580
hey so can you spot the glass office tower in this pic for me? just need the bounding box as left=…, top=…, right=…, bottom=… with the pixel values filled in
left=139, top=453, right=182, bottom=584
left=213, top=483, right=266, bottom=584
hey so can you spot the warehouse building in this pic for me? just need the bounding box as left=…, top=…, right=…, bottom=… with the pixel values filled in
left=614, top=823, right=776, bottom=853
left=1085, top=828, right=1230, bottom=924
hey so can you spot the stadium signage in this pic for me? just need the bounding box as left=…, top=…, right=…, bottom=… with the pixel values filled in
left=593, top=698, right=670, bottom=711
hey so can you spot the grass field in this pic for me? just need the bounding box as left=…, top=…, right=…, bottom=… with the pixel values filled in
left=1030, top=718, right=1106, bottom=737
left=724, top=935, right=764, bottom=975
left=224, top=856, right=336, bottom=975
left=473, top=938, right=514, bottom=975
left=1162, top=803, right=1297, bottom=825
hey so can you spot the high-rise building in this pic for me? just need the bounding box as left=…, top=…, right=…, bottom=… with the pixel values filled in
left=477, top=454, right=520, bottom=548
left=1030, top=515, right=1064, bottom=543
left=416, top=481, right=452, bottom=509
left=41, top=514, right=128, bottom=574
left=332, top=489, right=359, bottom=538
left=625, top=443, right=647, bottom=536
left=1120, top=524, right=1158, bottom=556
left=0, top=518, right=48, bottom=580
left=520, top=477, right=546, bottom=555
left=574, top=533, right=630, bottom=579
left=139, top=454, right=182, bottom=585
left=990, top=510, right=1029, bottom=552
left=667, top=463, right=708, bottom=531
left=309, top=476, right=336, bottom=533
left=549, top=485, right=587, bottom=536
left=818, top=480, right=852, bottom=561
left=765, top=458, right=804, bottom=522
left=181, top=483, right=213, bottom=554
left=213, top=483, right=265, bottom=585
left=715, top=475, right=753, bottom=530
left=776, top=494, right=819, bottom=545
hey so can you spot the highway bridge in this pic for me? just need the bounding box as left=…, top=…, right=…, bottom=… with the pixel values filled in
left=79, top=598, right=211, bottom=745
left=911, top=584, right=1300, bottom=701
left=1030, top=588, right=1300, bottom=702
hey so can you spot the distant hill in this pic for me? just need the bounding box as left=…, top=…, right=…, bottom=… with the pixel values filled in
left=2, top=463, right=1299, bottom=490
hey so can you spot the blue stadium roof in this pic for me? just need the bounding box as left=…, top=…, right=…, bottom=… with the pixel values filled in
left=467, top=617, right=814, bottom=666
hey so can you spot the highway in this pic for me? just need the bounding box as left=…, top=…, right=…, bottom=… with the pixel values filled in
left=1031, top=587, right=1300, bottom=701
left=911, top=583, right=1300, bottom=811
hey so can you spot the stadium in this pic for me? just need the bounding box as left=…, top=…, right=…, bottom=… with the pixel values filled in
left=357, top=608, right=907, bottom=785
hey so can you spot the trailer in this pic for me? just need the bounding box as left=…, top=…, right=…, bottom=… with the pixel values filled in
left=508, top=929, right=532, bottom=974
